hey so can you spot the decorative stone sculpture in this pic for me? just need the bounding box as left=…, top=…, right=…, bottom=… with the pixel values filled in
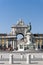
left=27, top=22, right=31, bottom=32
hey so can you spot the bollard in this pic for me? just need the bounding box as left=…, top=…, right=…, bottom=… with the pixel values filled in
left=26, top=54, right=31, bottom=64
left=1, top=55, right=2, bottom=59
left=42, top=55, right=43, bottom=58
left=21, top=54, right=24, bottom=59
left=9, top=54, right=13, bottom=64
left=31, top=55, right=33, bottom=59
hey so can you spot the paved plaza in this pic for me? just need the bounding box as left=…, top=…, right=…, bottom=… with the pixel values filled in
left=0, top=51, right=43, bottom=65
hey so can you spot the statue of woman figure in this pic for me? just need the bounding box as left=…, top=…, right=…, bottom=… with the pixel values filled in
left=27, top=22, right=31, bottom=32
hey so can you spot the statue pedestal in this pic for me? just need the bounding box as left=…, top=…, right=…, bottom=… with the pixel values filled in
left=18, top=44, right=24, bottom=51
left=26, top=32, right=32, bottom=44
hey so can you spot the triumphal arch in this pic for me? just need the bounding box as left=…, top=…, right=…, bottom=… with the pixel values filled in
left=0, top=19, right=32, bottom=51
left=10, top=19, right=32, bottom=50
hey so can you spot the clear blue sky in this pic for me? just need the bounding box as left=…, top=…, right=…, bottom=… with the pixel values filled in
left=0, top=0, right=43, bottom=34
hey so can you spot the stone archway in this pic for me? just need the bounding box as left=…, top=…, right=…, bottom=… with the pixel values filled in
left=10, top=19, right=32, bottom=50
left=16, top=33, right=24, bottom=50
left=17, top=33, right=24, bottom=40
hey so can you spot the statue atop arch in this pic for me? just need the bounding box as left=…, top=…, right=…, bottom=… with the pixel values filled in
left=10, top=19, right=32, bottom=50
left=17, top=19, right=25, bottom=26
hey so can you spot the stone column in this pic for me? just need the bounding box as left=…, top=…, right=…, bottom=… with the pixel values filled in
left=13, top=40, right=14, bottom=50
left=35, top=40, right=38, bottom=50
left=12, top=39, right=17, bottom=50
left=40, top=40, right=42, bottom=50
left=11, top=41, right=13, bottom=47
left=6, top=40, right=8, bottom=48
